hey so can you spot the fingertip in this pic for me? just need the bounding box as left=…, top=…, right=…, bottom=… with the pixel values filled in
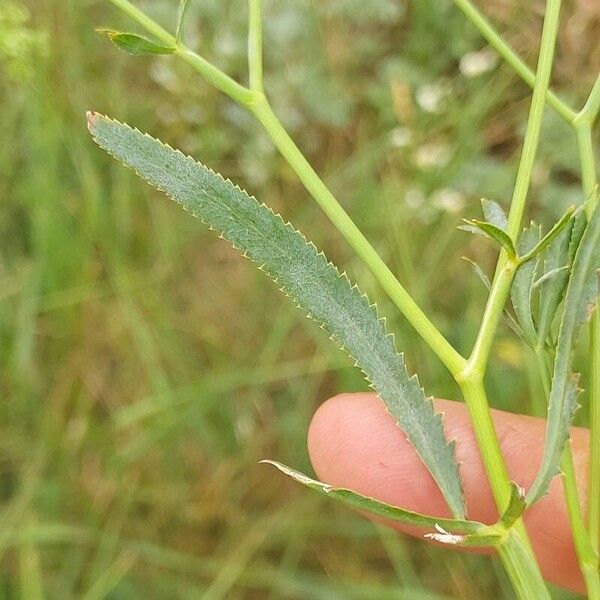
left=306, top=392, right=589, bottom=593
left=308, top=393, right=452, bottom=516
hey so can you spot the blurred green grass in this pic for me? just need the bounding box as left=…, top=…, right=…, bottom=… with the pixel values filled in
left=1, top=0, right=598, bottom=597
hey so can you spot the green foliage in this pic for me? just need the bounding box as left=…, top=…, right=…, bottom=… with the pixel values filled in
left=518, top=205, right=579, bottom=266
left=87, top=112, right=466, bottom=518
left=500, top=484, right=527, bottom=529
left=459, top=219, right=517, bottom=260
left=511, top=223, right=541, bottom=346
left=263, top=461, right=482, bottom=535
left=481, top=198, right=508, bottom=231
left=98, top=29, right=175, bottom=55
left=5, top=0, right=600, bottom=596
left=527, top=202, right=600, bottom=505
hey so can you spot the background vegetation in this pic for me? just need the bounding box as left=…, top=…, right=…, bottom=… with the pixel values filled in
left=1, top=0, right=599, bottom=597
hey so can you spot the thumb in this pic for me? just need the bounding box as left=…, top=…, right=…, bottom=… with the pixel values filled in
left=307, top=393, right=589, bottom=594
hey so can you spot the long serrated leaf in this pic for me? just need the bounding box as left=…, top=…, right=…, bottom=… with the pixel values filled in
left=481, top=198, right=508, bottom=231
left=511, top=223, right=541, bottom=346
left=87, top=112, right=466, bottom=518
left=261, top=461, right=486, bottom=535
left=527, top=202, right=600, bottom=504
left=98, top=29, right=176, bottom=55
left=459, top=220, right=516, bottom=260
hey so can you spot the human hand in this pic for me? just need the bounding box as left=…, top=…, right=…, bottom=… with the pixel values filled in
left=308, top=394, right=589, bottom=593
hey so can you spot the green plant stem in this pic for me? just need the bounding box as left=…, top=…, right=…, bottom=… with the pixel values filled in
left=464, top=0, right=561, bottom=379
left=452, top=0, right=576, bottom=125
left=576, top=124, right=598, bottom=212
left=575, top=117, right=600, bottom=555
left=561, top=445, right=600, bottom=599
left=250, top=98, right=466, bottom=375
left=104, top=0, right=466, bottom=377
left=462, top=261, right=517, bottom=380
left=497, top=530, right=552, bottom=600
left=460, top=379, right=549, bottom=599
left=248, top=0, right=263, bottom=92
left=457, top=4, right=564, bottom=596
left=106, top=0, right=258, bottom=106
left=506, top=0, right=562, bottom=240
left=580, top=74, right=600, bottom=126
left=590, top=311, right=600, bottom=551
left=459, top=379, right=510, bottom=507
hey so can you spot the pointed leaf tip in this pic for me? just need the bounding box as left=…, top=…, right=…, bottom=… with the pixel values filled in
left=460, top=219, right=517, bottom=260
left=86, top=111, right=99, bottom=132
left=97, top=29, right=176, bottom=56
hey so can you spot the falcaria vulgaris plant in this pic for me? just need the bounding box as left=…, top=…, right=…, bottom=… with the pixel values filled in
left=89, top=0, right=600, bottom=597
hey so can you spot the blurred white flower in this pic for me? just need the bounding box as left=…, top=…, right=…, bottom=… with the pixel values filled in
left=414, top=142, right=452, bottom=169
left=405, top=187, right=425, bottom=209
left=459, top=49, right=498, bottom=77
left=432, top=187, right=466, bottom=214
left=389, top=126, right=412, bottom=148
left=415, top=81, right=448, bottom=113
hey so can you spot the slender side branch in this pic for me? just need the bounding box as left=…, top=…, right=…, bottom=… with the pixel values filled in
left=461, top=261, right=517, bottom=381
left=248, top=0, right=264, bottom=92
left=579, top=74, right=600, bottom=125
left=576, top=114, right=600, bottom=554
left=577, top=124, right=599, bottom=216
left=452, top=0, right=576, bottom=124
left=104, top=0, right=466, bottom=377
left=464, top=0, right=562, bottom=380
left=505, top=1, right=562, bottom=240
left=107, top=0, right=258, bottom=106
left=250, top=99, right=466, bottom=375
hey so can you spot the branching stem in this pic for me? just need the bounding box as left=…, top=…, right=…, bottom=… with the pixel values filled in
left=107, top=0, right=258, bottom=105
left=452, top=0, right=576, bottom=124
left=576, top=93, right=600, bottom=557
left=457, top=2, right=563, bottom=596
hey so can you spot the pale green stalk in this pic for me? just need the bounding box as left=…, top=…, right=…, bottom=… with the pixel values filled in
left=497, top=531, right=553, bottom=600
left=456, top=2, right=563, bottom=596
left=247, top=0, right=263, bottom=92
left=452, top=0, right=576, bottom=124
left=562, top=445, right=600, bottom=598
left=464, top=0, right=562, bottom=379
left=248, top=98, right=466, bottom=376
left=575, top=75, right=600, bottom=555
